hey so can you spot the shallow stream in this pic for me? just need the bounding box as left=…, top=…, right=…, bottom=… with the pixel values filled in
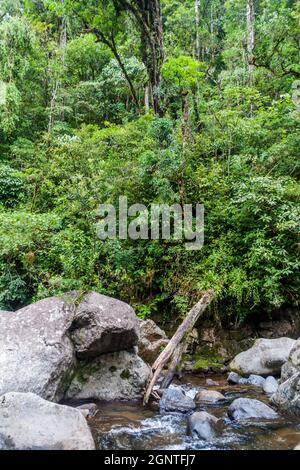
left=72, top=375, right=300, bottom=450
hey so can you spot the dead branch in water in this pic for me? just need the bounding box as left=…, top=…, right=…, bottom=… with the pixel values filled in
left=143, top=289, right=215, bottom=404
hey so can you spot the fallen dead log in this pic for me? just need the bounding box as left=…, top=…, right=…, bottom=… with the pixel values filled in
left=160, top=343, right=184, bottom=390
left=143, top=289, right=215, bottom=404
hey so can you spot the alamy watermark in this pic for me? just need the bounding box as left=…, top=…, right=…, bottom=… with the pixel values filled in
left=96, top=197, right=204, bottom=251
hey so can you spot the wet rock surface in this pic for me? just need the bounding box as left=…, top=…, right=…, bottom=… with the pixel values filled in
left=160, top=388, right=196, bottom=414
left=187, top=412, right=222, bottom=440
left=228, top=398, right=279, bottom=421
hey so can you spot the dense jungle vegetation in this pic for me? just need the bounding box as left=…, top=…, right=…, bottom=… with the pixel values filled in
left=0, top=0, right=299, bottom=325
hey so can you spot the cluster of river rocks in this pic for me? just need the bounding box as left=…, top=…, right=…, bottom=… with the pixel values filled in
left=0, top=291, right=300, bottom=449
left=157, top=336, right=300, bottom=444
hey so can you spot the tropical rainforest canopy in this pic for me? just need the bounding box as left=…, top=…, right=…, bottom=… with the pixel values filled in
left=0, top=0, right=299, bottom=325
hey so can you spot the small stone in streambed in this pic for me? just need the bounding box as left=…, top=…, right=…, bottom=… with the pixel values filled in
left=194, top=389, right=225, bottom=404
left=240, top=374, right=266, bottom=388
left=160, top=388, right=196, bottom=414
left=187, top=411, right=223, bottom=441
left=228, top=398, right=279, bottom=421
left=76, top=403, right=99, bottom=418
left=263, top=376, right=278, bottom=395
left=206, top=379, right=220, bottom=387
left=227, top=372, right=243, bottom=384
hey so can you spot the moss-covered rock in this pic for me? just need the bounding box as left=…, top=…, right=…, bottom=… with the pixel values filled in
left=66, top=351, right=150, bottom=401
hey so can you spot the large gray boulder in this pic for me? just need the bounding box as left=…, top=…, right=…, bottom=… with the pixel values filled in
left=0, top=297, right=76, bottom=401
left=272, top=339, right=300, bottom=415
left=66, top=351, right=150, bottom=401
left=138, top=319, right=169, bottom=364
left=160, top=387, right=196, bottom=414
left=70, top=292, right=140, bottom=358
left=0, top=392, right=95, bottom=450
left=228, top=398, right=279, bottom=421
left=187, top=412, right=222, bottom=440
left=0, top=292, right=143, bottom=402
left=229, top=338, right=295, bottom=377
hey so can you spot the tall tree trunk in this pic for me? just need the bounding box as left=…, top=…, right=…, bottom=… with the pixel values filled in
left=114, top=0, right=164, bottom=115
left=139, top=0, right=164, bottom=115
left=195, top=0, right=200, bottom=60
left=48, top=16, right=67, bottom=133
left=246, top=0, right=255, bottom=84
left=181, top=91, right=190, bottom=143
left=144, top=83, right=150, bottom=112
left=60, top=16, right=67, bottom=122
left=110, top=34, right=140, bottom=110
left=92, top=27, right=140, bottom=110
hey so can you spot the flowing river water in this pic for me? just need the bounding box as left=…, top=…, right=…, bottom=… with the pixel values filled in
left=70, top=375, right=300, bottom=451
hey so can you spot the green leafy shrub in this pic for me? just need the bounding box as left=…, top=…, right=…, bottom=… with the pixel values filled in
left=0, top=165, right=25, bottom=206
